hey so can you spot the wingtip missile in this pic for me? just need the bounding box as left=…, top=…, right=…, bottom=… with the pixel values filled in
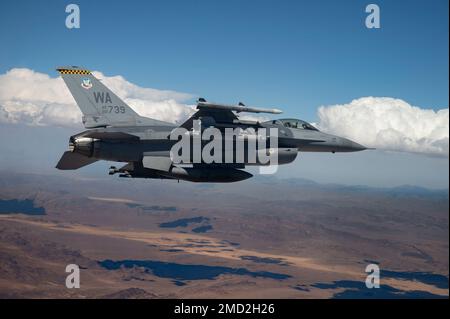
left=196, top=98, right=283, bottom=114
left=270, top=108, right=283, bottom=114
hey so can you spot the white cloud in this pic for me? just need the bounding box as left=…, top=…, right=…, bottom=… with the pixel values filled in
left=0, top=68, right=195, bottom=126
left=1, top=69, right=448, bottom=157
left=0, top=68, right=271, bottom=127
left=317, top=97, right=449, bottom=157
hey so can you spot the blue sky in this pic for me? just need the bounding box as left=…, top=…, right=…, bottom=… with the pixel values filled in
left=0, top=0, right=448, bottom=188
left=1, top=0, right=448, bottom=120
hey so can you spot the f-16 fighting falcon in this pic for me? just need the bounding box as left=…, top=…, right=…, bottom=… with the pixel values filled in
left=56, top=66, right=368, bottom=183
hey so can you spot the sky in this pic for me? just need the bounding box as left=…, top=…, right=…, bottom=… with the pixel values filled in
left=0, top=0, right=448, bottom=189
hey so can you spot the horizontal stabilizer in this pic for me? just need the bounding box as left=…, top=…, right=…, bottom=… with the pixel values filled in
left=56, top=151, right=98, bottom=170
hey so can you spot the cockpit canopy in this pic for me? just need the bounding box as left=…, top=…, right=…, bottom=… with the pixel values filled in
left=268, top=118, right=319, bottom=131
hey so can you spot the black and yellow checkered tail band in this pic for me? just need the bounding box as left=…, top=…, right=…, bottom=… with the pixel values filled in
left=57, top=69, right=91, bottom=75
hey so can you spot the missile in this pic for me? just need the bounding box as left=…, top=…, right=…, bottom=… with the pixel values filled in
left=197, top=98, right=283, bottom=114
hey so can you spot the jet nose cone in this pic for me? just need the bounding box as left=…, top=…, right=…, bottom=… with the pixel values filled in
left=342, top=138, right=367, bottom=152
left=350, top=140, right=367, bottom=151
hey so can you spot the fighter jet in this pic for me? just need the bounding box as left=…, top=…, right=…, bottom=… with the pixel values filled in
left=56, top=66, right=367, bottom=183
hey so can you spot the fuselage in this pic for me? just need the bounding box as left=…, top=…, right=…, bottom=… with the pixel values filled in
left=70, top=119, right=366, bottom=165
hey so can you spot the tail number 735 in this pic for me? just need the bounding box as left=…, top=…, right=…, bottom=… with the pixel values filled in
left=102, top=105, right=126, bottom=114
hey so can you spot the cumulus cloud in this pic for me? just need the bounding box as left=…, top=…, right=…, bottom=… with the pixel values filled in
left=0, top=68, right=272, bottom=127
left=1, top=69, right=447, bottom=157
left=0, top=68, right=195, bottom=127
left=317, top=97, right=449, bottom=157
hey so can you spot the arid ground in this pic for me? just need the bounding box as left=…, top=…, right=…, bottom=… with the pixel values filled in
left=0, top=172, right=448, bottom=298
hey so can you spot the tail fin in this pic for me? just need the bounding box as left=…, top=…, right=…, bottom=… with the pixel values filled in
left=57, top=66, right=168, bottom=128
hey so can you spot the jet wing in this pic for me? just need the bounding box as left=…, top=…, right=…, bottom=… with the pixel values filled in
left=179, top=98, right=283, bottom=129
left=179, top=108, right=237, bottom=129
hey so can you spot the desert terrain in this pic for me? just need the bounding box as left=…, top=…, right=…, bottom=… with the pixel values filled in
left=0, top=171, right=448, bottom=298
